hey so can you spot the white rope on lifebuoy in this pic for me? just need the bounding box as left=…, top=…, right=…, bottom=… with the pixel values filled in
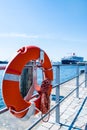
left=10, top=102, right=35, bottom=121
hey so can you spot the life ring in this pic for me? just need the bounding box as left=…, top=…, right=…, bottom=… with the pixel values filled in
left=2, top=46, right=53, bottom=120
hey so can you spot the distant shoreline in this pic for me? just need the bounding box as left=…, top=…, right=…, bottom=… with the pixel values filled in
left=0, top=61, right=8, bottom=64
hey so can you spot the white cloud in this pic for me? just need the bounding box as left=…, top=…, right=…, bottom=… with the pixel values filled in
left=0, top=32, right=60, bottom=39
left=0, top=32, right=87, bottom=43
left=0, top=33, right=39, bottom=39
left=0, top=32, right=55, bottom=39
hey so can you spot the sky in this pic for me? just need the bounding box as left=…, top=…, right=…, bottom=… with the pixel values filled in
left=0, top=0, right=87, bottom=62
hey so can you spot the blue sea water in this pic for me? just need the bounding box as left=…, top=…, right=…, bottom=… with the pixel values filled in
left=0, top=69, right=5, bottom=109
left=0, top=64, right=85, bottom=109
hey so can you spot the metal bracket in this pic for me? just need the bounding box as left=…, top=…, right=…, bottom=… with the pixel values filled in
left=40, top=49, right=44, bottom=64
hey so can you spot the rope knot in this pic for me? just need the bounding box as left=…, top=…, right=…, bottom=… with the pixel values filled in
left=40, top=79, right=51, bottom=115
left=41, top=79, right=51, bottom=93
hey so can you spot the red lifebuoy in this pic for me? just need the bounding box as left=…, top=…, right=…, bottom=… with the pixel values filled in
left=2, top=46, right=53, bottom=120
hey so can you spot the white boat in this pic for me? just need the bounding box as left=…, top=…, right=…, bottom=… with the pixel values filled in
left=61, top=53, right=84, bottom=64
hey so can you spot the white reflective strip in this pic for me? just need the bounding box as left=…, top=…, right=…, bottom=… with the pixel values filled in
left=3, top=73, right=20, bottom=82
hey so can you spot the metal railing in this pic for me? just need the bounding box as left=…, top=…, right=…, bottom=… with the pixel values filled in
left=0, top=63, right=87, bottom=130
left=27, top=64, right=87, bottom=130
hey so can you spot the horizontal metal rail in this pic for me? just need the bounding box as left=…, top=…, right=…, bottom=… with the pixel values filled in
left=53, top=73, right=84, bottom=89
left=68, top=97, right=87, bottom=130
left=0, top=107, right=8, bottom=114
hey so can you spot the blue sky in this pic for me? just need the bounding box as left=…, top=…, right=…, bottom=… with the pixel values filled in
left=0, top=0, right=87, bottom=61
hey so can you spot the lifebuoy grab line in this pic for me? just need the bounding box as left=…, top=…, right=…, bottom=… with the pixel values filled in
left=9, top=94, right=40, bottom=114
left=2, top=46, right=53, bottom=120
left=10, top=101, right=35, bottom=114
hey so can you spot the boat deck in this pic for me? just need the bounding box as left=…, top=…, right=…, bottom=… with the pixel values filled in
left=35, top=74, right=87, bottom=130
left=37, top=87, right=87, bottom=130
left=0, top=74, right=87, bottom=130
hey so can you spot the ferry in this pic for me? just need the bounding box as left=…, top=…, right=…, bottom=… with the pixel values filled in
left=61, top=53, right=84, bottom=64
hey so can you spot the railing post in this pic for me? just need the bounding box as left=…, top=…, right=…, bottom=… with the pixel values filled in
left=85, top=64, right=87, bottom=88
left=55, top=64, right=60, bottom=123
left=76, top=64, right=79, bottom=98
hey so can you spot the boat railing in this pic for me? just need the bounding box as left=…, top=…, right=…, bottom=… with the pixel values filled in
left=27, top=63, right=87, bottom=130
left=0, top=63, right=87, bottom=130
